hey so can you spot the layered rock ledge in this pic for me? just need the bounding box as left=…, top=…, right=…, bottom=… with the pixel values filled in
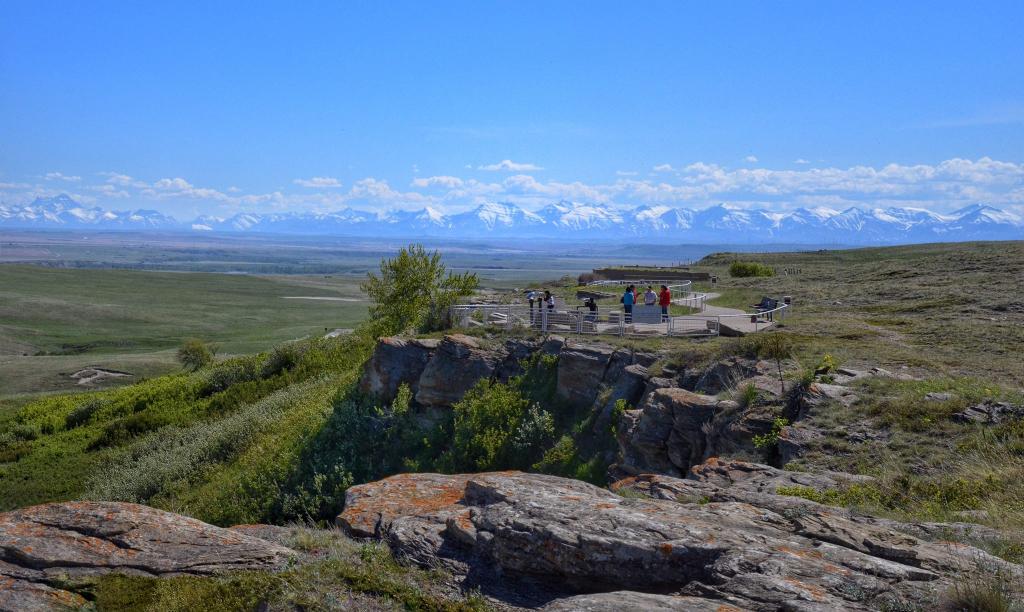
left=0, top=502, right=293, bottom=611
left=337, top=466, right=1022, bottom=611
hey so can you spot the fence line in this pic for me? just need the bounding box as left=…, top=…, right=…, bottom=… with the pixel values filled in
left=449, top=300, right=788, bottom=338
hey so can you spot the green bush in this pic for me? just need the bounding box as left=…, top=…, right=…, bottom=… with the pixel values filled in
left=361, top=244, right=478, bottom=336
left=64, top=400, right=106, bottom=430
left=90, top=411, right=173, bottom=449
left=729, top=261, right=775, bottom=278
left=177, top=338, right=217, bottom=371
left=752, top=417, right=789, bottom=450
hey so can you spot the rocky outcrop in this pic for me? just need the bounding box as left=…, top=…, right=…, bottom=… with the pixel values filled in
left=694, top=358, right=768, bottom=394
left=617, top=388, right=724, bottom=477
left=337, top=470, right=1022, bottom=610
left=358, top=336, right=438, bottom=403
left=360, top=334, right=658, bottom=416
left=416, top=334, right=501, bottom=408
left=953, top=399, right=1024, bottom=424
left=0, top=502, right=294, bottom=611
left=555, top=343, right=614, bottom=407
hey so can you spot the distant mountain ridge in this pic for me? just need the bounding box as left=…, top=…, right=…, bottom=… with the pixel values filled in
left=2, top=194, right=1022, bottom=244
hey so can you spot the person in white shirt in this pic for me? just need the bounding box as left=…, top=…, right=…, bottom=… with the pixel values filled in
left=644, top=286, right=657, bottom=306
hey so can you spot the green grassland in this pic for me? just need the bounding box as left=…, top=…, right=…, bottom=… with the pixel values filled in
left=0, top=265, right=369, bottom=397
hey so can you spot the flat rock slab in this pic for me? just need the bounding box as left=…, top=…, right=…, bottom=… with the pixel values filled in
left=0, top=502, right=294, bottom=611
left=337, top=470, right=1022, bottom=610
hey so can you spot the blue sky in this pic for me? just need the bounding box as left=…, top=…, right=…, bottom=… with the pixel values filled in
left=2, top=1, right=1023, bottom=217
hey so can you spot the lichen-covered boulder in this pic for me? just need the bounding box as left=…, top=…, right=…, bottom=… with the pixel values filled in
left=337, top=470, right=1022, bottom=610
left=0, top=502, right=294, bottom=611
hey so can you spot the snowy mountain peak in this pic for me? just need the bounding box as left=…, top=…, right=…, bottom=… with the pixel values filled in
left=0, top=194, right=1020, bottom=244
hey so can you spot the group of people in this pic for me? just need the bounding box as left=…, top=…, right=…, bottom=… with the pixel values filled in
left=526, top=290, right=555, bottom=322
left=620, top=284, right=672, bottom=322
left=526, top=284, right=673, bottom=325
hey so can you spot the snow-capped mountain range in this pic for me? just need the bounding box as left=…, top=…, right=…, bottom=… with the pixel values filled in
left=2, top=194, right=1022, bottom=244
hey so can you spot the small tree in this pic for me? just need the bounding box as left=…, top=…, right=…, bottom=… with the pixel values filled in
left=177, top=338, right=216, bottom=371
left=754, top=334, right=792, bottom=393
left=361, top=244, right=478, bottom=336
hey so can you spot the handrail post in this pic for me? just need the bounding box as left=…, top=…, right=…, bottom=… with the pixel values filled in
left=542, top=308, right=548, bottom=333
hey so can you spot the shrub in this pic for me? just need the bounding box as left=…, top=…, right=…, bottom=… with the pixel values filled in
left=361, top=244, right=479, bottom=336
left=260, top=342, right=307, bottom=378
left=444, top=380, right=534, bottom=471
left=90, top=411, right=172, bottom=449
left=729, top=261, right=774, bottom=278
left=65, top=400, right=106, bottom=430
left=816, top=353, right=839, bottom=374
left=738, top=383, right=760, bottom=409
left=11, top=423, right=40, bottom=441
left=753, top=417, right=789, bottom=450
left=177, top=339, right=216, bottom=371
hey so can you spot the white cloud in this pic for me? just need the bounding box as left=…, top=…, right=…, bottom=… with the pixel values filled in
left=794, top=158, right=810, bottom=165
left=99, top=172, right=150, bottom=188
left=616, top=170, right=639, bottom=176
left=6, top=157, right=1024, bottom=216
left=293, top=176, right=342, bottom=188
left=744, top=155, right=759, bottom=163
left=45, top=172, right=81, bottom=182
left=477, top=159, right=544, bottom=172
left=412, top=175, right=464, bottom=189
left=87, top=184, right=130, bottom=198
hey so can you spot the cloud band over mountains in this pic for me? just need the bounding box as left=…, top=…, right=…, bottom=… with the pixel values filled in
left=1, top=157, right=1022, bottom=217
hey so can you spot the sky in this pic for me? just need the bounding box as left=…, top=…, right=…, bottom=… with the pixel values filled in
left=1, top=1, right=1023, bottom=219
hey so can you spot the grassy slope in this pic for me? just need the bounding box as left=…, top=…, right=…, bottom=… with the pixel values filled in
left=0, top=265, right=368, bottom=397
left=697, top=241, right=1024, bottom=381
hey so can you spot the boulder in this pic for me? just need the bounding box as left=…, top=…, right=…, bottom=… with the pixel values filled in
left=777, top=424, right=825, bottom=464
left=416, top=335, right=501, bottom=408
left=693, top=358, right=766, bottom=395
left=0, top=502, right=294, bottom=611
left=953, top=400, right=1024, bottom=424
left=358, top=337, right=438, bottom=404
left=688, top=457, right=873, bottom=493
left=542, top=591, right=744, bottom=611
left=618, top=388, right=720, bottom=476
left=337, top=470, right=1022, bottom=610
left=541, top=335, right=565, bottom=355
left=555, top=343, right=614, bottom=408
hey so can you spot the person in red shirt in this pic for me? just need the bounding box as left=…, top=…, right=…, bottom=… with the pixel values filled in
left=658, top=284, right=672, bottom=321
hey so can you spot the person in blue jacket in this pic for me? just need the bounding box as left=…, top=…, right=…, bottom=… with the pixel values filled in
left=621, top=284, right=635, bottom=322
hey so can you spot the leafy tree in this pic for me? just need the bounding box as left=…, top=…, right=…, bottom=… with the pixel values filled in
left=361, top=244, right=478, bottom=336
left=177, top=338, right=217, bottom=371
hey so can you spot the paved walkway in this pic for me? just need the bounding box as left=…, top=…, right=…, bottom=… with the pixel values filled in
left=694, top=293, right=777, bottom=335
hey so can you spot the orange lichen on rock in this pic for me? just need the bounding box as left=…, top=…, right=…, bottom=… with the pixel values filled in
left=776, top=544, right=824, bottom=560
left=338, top=472, right=473, bottom=537
left=784, top=578, right=828, bottom=601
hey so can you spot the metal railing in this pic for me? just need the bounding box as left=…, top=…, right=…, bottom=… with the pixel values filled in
left=450, top=299, right=788, bottom=338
